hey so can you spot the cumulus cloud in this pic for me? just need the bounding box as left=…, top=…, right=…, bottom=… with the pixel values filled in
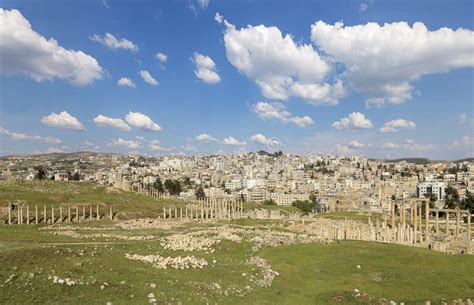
left=332, top=112, right=373, bottom=131
left=381, top=142, right=400, bottom=150
left=155, top=52, right=168, bottom=63
left=109, top=138, right=141, bottom=149
left=195, top=133, right=218, bottom=142
left=93, top=114, right=131, bottom=131
left=451, top=135, right=474, bottom=151
left=125, top=111, right=161, bottom=132
left=311, top=21, right=474, bottom=107
left=215, top=12, right=223, bottom=24
left=41, top=111, right=85, bottom=130
left=117, top=77, right=135, bottom=88
left=0, top=126, right=61, bottom=144
left=192, top=53, right=221, bottom=84
left=138, top=70, right=159, bottom=86
left=458, top=113, right=468, bottom=124
left=379, top=119, right=416, bottom=133
left=252, top=102, right=314, bottom=128
left=0, top=9, right=103, bottom=86
left=90, top=32, right=138, bottom=52
left=222, top=19, right=344, bottom=105
left=250, top=133, right=269, bottom=145
left=348, top=140, right=365, bottom=149
left=222, top=136, right=246, bottom=146
left=359, top=3, right=368, bottom=12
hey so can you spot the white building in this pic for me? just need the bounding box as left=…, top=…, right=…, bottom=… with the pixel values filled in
left=416, top=181, right=445, bottom=200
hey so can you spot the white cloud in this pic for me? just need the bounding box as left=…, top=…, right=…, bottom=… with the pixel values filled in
left=0, top=126, right=61, bottom=144
left=109, top=138, right=141, bottom=149
left=93, top=114, right=131, bottom=131
left=0, top=9, right=103, bottom=86
left=83, top=141, right=94, bottom=147
left=192, top=53, right=221, bottom=84
left=197, top=0, right=209, bottom=8
left=195, top=133, right=218, bottom=142
left=222, top=19, right=344, bottom=105
left=359, top=3, right=368, bottom=12
left=90, top=32, right=138, bottom=52
left=381, top=142, right=400, bottom=150
left=451, top=135, right=474, bottom=151
left=250, top=133, right=269, bottom=145
left=311, top=21, right=474, bottom=107
left=348, top=140, right=365, bottom=149
left=379, top=119, right=416, bottom=133
left=155, top=52, right=168, bottom=63
left=222, top=136, right=246, bottom=146
left=138, top=70, right=159, bottom=86
left=291, top=116, right=315, bottom=128
left=41, top=111, right=85, bottom=130
left=117, top=77, right=136, bottom=88
left=125, top=111, right=161, bottom=132
left=252, top=102, right=314, bottom=128
left=215, top=12, right=223, bottom=24
left=458, top=113, right=468, bottom=124
left=332, top=112, right=373, bottom=131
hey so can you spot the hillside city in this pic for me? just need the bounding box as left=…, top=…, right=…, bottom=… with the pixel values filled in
left=2, top=152, right=473, bottom=212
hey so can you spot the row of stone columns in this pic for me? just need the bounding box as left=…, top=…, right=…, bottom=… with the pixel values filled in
left=160, top=198, right=245, bottom=221
left=6, top=204, right=114, bottom=225
left=386, top=201, right=472, bottom=242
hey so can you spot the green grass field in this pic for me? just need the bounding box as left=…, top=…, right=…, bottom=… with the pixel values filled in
left=1, top=182, right=473, bottom=304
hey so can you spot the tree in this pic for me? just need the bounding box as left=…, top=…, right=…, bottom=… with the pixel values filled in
left=164, top=179, right=181, bottom=195
left=71, top=172, right=80, bottom=181
left=153, top=178, right=164, bottom=193
left=445, top=186, right=460, bottom=208
left=195, top=186, right=205, bottom=200
left=461, top=190, right=474, bottom=211
left=263, top=199, right=276, bottom=205
left=292, top=200, right=316, bottom=214
left=35, top=166, right=46, bottom=180
left=309, top=193, right=317, bottom=203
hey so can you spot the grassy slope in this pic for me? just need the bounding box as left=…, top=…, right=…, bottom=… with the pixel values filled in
left=0, top=223, right=473, bottom=304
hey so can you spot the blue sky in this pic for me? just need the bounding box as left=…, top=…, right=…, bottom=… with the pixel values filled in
left=0, top=0, right=473, bottom=159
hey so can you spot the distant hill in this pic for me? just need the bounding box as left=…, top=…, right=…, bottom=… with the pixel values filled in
left=0, top=151, right=122, bottom=161
left=385, top=158, right=433, bottom=164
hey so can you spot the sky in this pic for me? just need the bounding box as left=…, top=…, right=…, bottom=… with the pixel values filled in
left=0, top=0, right=473, bottom=159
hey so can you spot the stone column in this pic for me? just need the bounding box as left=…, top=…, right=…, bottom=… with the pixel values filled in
left=413, top=203, right=417, bottom=243
left=401, top=203, right=405, bottom=227
left=445, top=211, right=449, bottom=236
left=425, top=202, right=430, bottom=242
left=109, top=206, right=113, bottom=220
left=455, top=209, right=460, bottom=239
left=467, top=212, right=471, bottom=242
left=435, top=211, right=439, bottom=236
left=418, top=204, right=422, bottom=230
left=8, top=204, right=11, bottom=225
left=82, top=206, right=86, bottom=221
left=75, top=206, right=79, bottom=222
left=35, top=205, right=38, bottom=224
left=89, top=205, right=93, bottom=221
left=68, top=205, right=71, bottom=222
left=43, top=205, right=47, bottom=223
left=96, top=205, right=100, bottom=220
left=185, top=207, right=188, bottom=219
left=51, top=206, right=55, bottom=224
left=163, top=208, right=166, bottom=219
left=391, top=202, right=395, bottom=228
left=26, top=205, right=30, bottom=225
left=180, top=207, right=183, bottom=219
left=201, top=207, right=204, bottom=220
